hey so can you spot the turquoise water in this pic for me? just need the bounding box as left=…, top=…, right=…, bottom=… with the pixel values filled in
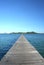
left=0, top=34, right=20, bottom=60
left=24, top=34, right=44, bottom=58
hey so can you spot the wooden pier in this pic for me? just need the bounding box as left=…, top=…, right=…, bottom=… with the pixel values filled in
left=0, top=34, right=44, bottom=65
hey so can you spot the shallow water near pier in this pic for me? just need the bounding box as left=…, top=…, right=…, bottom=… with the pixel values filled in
left=0, top=34, right=21, bottom=60
left=24, top=34, right=44, bottom=58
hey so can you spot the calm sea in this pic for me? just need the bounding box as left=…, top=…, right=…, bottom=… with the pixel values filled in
left=24, top=34, right=44, bottom=58
left=0, top=34, right=20, bottom=60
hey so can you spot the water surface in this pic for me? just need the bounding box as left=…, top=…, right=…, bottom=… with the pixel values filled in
left=0, top=34, right=20, bottom=60
left=24, top=34, right=44, bottom=58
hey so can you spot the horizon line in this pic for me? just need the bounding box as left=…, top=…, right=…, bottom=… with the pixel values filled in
left=0, top=32, right=44, bottom=34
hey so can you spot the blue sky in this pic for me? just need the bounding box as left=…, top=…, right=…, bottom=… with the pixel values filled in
left=0, top=0, right=44, bottom=33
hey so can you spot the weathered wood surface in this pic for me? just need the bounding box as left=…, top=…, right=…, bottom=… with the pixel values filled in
left=0, top=34, right=44, bottom=65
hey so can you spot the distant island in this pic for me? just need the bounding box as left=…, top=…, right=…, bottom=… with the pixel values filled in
left=10, top=31, right=37, bottom=34
left=0, top=32, right=44, bottom=34
left=25, top=31, right=37, bottom=34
